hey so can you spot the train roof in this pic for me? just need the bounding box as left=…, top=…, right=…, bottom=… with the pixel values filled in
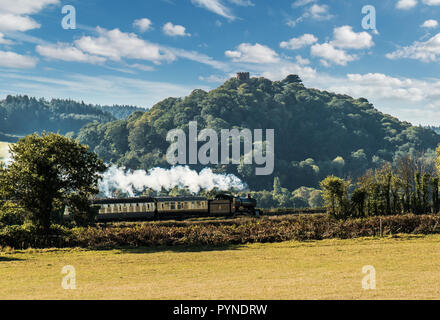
left=89, top=196, right=208, bottom=204
left=90, top=196, right=156, bottom=205
left=154, top=196, right=207, bottom=202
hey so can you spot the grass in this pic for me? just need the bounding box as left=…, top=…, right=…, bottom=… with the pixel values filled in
left=1, top=234, right=440, bottom=299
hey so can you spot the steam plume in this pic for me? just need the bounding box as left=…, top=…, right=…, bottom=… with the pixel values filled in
left=99, top=165, right=246, bottom=197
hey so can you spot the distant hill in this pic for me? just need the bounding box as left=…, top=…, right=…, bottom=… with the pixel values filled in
left=101, top=105, right=145, bottom=120
left=0, top=96, right=143, bottom=141
left=76, top=75, right=440, bottom=190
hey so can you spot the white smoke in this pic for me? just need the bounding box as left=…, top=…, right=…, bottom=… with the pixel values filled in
left=0, top=143, right=12, bottom=167
left=99, top=165, right=246, bottom=197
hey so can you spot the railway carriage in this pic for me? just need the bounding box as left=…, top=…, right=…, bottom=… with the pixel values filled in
left=89, top=196, right=157, bottom=220
left=64, top=194, right=258, bottom=222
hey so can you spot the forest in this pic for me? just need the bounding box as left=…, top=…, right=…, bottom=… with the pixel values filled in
left=0, top=95, right=143, bottom=140
left=75, top=75, right=440, bottom=192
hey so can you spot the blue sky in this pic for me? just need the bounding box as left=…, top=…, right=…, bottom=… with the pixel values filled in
left=1, top=0, right=440, bottom=125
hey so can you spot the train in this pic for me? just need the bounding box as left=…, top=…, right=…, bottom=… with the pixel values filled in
left=64, top=194, right=259, bottom=221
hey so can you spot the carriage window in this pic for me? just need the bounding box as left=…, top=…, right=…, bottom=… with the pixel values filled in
left=170, top=202, right=175, bottom=210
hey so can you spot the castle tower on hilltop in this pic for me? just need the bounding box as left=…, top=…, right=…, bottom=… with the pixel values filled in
left=236, top=72, right=250, bottom=81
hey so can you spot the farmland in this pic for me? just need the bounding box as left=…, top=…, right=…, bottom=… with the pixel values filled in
left=1, top=234, right=440, bottom=299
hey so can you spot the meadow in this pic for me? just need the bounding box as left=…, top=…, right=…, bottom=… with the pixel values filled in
left=1, top=234, right=440, bottom=299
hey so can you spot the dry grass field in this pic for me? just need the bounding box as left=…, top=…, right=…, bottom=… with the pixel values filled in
left=1, top=234, right=440, bottom=299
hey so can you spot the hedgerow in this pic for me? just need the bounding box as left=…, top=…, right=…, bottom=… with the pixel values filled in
left=2, top=214, right=440, bottom=249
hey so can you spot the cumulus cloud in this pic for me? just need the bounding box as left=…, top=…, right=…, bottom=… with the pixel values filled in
left=0, top=0, right=59, bottom=15
left=0, top=0, right=58, bottom=32
left=331, top=26, right=374, bottom=49
left=0, top=50, right=37, bottom=68
left=311, top=43, right=358, bottom=66
left=36, top=43, right=106, bottom=64
left=34, top=26, right=226, bottom=71
left=295, top=55, right=310, bottom=65
left=225, top=43, right=279, bottom=63
left=421, top=19, right=438, bottom=28
left=162, top=22, right=191, bottom=37
left=133, top=18, right=152, bottom=33
left=280, top=34, right=318, bottom=50
left=74, top=27, right=175, bottom=64
left=386, top=33, right=440, bottom=62
left=307, top=4, right=333, bottom=20
left=396, top=0, right=418, bottom=9
left=0, top=13, right=40, bottom=32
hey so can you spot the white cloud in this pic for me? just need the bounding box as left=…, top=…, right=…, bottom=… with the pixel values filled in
left=0, top=50, right=37, bottom=68
left=162, top=22, right=191, bottom=37
left=74, top=27, right=175, bottom=64
left=292, top=0, right=316, bottom=7
left=225, top=43, right=280, bottom=63
left=421, top=19, right=438, bottom=28
left=166, top=47, right=229, bottom=70
left=423, top=0, right=440, bottom=5
left=128, top=64, right=155, bottom=72
left=386, top=33, right=440, bottom=62
left=133, top=18, right=152, bottom=33
left=227, top=0, right=254, bottom=6
left=287, top=3, right=332, bottom=27
left=0, top=0, right=59, bottom=15
left=331, top=26, right=374, bottom=49
left=307, top=4, right=333, bottom=20
left=280, top=34, right=318, bottom=50
left=36, top=43, right=106, bottom=64
left=35, top=26, right=226, bottom=70
left=0, top=0, right=58, bottom=32
left=311, top=43, right=357, bottom=66
left=0, top=32, right=13, bottom=45
left=191, top=0, right=235, bottom=20
left=0, top=13, right=40, bottom=32
left=295, top=55, right=310, bottom=65
left=396, top=0, right=418, bottom=9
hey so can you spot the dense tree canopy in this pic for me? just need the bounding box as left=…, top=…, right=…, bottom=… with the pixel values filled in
left=0, top=95, right=143, bottom=139
left=77, top=75, right=440, bottom=191
left=0, top=133, right=106, bottom=230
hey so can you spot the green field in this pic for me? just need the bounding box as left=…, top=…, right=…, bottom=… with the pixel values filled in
left=1, top=234, right=440, bottom=299
left=0, top=142, right=10, bottom=162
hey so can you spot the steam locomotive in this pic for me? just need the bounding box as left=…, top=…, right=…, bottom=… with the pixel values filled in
left=65, top=194, right=259, bottom=221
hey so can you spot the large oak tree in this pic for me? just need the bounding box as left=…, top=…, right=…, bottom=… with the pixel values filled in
left=0, top=133, right=106, bottom=230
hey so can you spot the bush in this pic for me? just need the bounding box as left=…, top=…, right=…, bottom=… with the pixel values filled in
left=2, top=214, right=440, bottom=249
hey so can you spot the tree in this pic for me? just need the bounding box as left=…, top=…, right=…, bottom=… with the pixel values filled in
left=0, top=133, right=106, bottom=231
left=320, top=176, right=350, bottom=218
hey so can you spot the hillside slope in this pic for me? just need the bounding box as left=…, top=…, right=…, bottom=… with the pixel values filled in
left=77, top=75, right=440, bottom=190
left=0, top=96, right=144, bottom=140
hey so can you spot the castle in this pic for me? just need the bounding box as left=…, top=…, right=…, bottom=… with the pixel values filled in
left=236, top=72, right=250, bottom=81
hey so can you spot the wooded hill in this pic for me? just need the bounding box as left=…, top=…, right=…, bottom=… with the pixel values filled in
left=0, top=95, right=143, bottom=140
left=73, top=75, right=440, bottom=190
